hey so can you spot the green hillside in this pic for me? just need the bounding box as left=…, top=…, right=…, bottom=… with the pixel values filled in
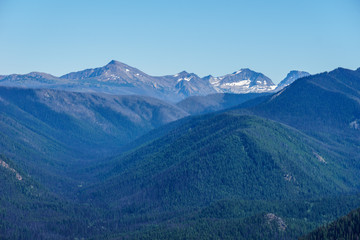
left=247, top=68, right=360, bottom=158
left=0, top=154, right=106, bottom=239
left=300, top=207, right=360, bottom=240
left=0, top=86, right=187, bottom=195
left=86, top=113, right=359, bottom=207
left=79, top=113, right=360, bottom=239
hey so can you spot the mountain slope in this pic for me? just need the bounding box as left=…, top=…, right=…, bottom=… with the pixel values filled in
left=83, top=113, right=359, bottom=210
left=78, top=112, right=360, bottom=239
left=0, top=72, right=71, bottom=88
left=0, top=154, right=103, bottom=240
left=276, top=70, right=310, bottom=90
left=158, top=71, right=217, bottom=98
left=209, top=68, right=276, bottom=93
left=61, top=60, right=150, bottom=82
left=60, top=60, right=172, bottom=99
left=176, top=92, right=269, bottom=115
left=0, top=86, right=188, bottom=194
left=0, top=86, right=187, bottom=151
left=300, top=207, right=360, bottom=240
left=124, top=195, right=360, bottom=240
left=61, top=61, right=217, bottom=101
left=245, top=67, right=360, bottom=156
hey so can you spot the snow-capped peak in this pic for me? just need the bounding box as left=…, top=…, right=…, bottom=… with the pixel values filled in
left=174, top=71, right=200, bottom=82
left=208, top=68, right=275, bottom=93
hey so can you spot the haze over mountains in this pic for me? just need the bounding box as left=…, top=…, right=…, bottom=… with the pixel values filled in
left=1, top=63, right=360, bottom=239
left=0, top=60, right=308, bottom=102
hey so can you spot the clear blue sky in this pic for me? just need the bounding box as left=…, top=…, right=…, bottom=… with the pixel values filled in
left=0, top=0, right=359, bottom=83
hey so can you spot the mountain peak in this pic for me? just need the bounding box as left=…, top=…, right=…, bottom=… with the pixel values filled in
left=211, top=68, right=275, bottom=94
left=202, top=75, right=213, bottom=80
left=288, top=70, right=300, bottom=75
left=286, top=70, right=310, bottom=76
left=232, top=68, right=250, bottom=75
left=276, top=70, right=311, bottom=90
left=178, top=70, right=189, bottom=75
left=27, top=72, right=57, bottom=78
left=174, top=71, right=199, bottom=78
left=105, top=60, right=131, bottom=69
left=231, top=68, right=266, bottom=76
left=107, top=60, right=122, bottom=66
left=329, top=67, right=353, bottom=75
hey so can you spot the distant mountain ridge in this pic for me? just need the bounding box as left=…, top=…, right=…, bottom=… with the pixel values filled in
left=0, top=60, right=309, bottom=102
left=248, top=67, right=360, bottom=136
left=276, top=70, right=311, bottom=90
left=176, top=92, right=270, bottom=115
left=208, top=68, right=276, bottom=93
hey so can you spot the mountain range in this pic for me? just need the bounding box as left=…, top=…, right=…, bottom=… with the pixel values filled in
left=1, top=64, right=360, bottom=239
left=0, top=60, right=308, bottom=102
left=76, top=66, right=360, bottom=239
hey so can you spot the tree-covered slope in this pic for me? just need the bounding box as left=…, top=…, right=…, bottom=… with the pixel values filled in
left=0, top=86, right=188, bottom=194
left=176, top=92, right=267, bottom=115
left=248, top=68, right=360, bottom=146
left=0, top=86, right=188, bottom=152
left=120, top=195, right=360, bottom=240
left=76, top=112, right=360, bottom=239
left=300, top=207, right=360, bottom=240
left=83, top=113, right=359, bottom=211
left=0, top=155, right=105, bottom=240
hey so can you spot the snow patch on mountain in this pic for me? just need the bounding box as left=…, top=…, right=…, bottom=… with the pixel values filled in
left=222, top=79, right=251, bottom=87
left=177, top=76, right=193, bottom=82
left=210, top=69, right=276, bottom=93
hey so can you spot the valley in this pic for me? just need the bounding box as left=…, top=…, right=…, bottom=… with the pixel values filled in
left=1, top=65, right=360, bottom=239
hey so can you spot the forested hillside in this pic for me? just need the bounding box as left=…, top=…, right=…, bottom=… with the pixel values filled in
left=300, top=207, right=360, bottom=240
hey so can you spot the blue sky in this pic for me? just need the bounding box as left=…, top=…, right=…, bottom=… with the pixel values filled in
left=0, top=0, right=359, bottom=83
